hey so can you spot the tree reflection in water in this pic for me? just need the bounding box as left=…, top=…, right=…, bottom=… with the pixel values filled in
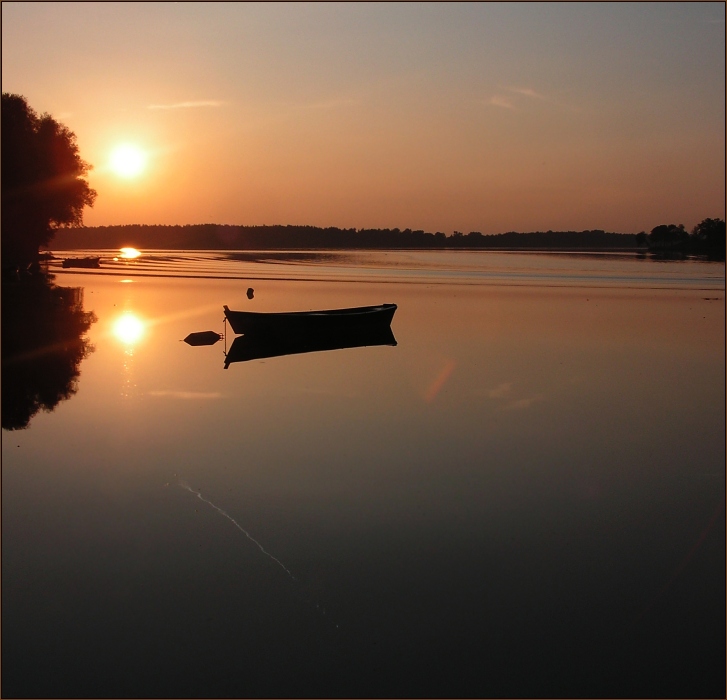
left=2, top=273, right=96, bottom=430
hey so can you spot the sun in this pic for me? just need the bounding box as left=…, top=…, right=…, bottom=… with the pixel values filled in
left=110, top=144, right=147, bottom=178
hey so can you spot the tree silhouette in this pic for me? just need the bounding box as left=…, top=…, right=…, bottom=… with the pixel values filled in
left=2, top=93, right=97, bottom=270
left=691, top=218, right=726, bottom=254
left=2, top=274, right=96, bottom=430
left=648, top=223, right=689, bottom=248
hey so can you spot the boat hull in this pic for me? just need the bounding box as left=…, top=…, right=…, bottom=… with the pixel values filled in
left=62, top=257, right=100, bottom=269
left=223, top=303, right=396, bottom=336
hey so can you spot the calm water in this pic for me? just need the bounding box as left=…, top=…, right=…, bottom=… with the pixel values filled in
left=3, top=250, right=725, bottom=698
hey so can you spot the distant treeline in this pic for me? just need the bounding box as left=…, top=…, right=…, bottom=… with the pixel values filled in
left=50, top=224, right=639, bottom=250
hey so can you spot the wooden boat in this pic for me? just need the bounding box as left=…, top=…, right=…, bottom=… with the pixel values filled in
left=224, top=325, right=396, bottom=368
left=62, top=256, right=100, bottom=269
left=223, top=303, right=396, bottom=336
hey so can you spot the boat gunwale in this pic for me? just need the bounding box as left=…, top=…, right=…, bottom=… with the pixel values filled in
left=223, top=303, right=396, bottom=320
left=223, top=303, right=397, bottom=336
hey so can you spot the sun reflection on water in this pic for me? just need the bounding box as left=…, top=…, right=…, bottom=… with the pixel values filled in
left=114, top=247, right=142, bottom=262
left=113, top=312, right=145, bottom=345
left=111, top=311, right=146, bottom=399
left=120, top=247, right=141, bottom=259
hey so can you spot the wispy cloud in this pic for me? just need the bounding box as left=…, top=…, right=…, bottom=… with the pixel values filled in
left=507, top=86, right=545, bottom=100
left=280, top=96, right=359, bottom=111
left=292, top=387, right=359, bottom=398
left=148, top=100, right=225, bottom=110
left=503, top=394, right=544, bottom=411
left=488, top=95, right=516, bottom=110
left=148, top=390, right=223, bottom=400
left=487, top=87, right=552, bottom=111
left=483, top=382, right=544, bottom=410
left=488, top=382, right=512, bottom=399
left=305, top=96, right=358, bottom=110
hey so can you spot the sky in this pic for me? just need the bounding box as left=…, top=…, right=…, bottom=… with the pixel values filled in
left=2, top=2, right=725, bottom=234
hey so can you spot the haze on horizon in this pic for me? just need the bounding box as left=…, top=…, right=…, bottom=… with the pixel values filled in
left=2, top=2, right=724, bottom=234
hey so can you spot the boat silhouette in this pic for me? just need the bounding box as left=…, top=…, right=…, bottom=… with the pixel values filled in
left=223, top=303, right=396, bottom=335
left=61, top=256, right=100, bottom=269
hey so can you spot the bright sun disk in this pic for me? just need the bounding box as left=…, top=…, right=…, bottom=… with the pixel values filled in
left=110, top=145, right=146, bottom=178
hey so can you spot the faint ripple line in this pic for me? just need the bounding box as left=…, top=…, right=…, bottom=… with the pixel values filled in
left=179, top=481, right=294, bottom=579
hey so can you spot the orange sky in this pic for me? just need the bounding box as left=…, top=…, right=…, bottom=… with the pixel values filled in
left=2, top=2, right=724, bottom=233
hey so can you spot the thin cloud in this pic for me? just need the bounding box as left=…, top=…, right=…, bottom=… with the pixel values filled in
left=303, top=96, right=358, bottom=110
left=488, top=382, right=512, bottom=399
left=148, top=100, right=225, bottom=110
left=280, top=96, right=359, bottom=111
left=503, top=394, right=544, bottom=411
left=488, top=95, right=516, bottom=110
left=148, top=390, right=223, bottom=400
left=507, top=87, right=545, bottom=100
left=481, top=382, right=543, bottom=409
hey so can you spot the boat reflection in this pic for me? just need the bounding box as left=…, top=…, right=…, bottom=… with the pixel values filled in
left=224, top=325, right=397, bottom=368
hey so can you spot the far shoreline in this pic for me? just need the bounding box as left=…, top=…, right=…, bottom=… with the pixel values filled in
left=45, top=223, right=724, bottom=260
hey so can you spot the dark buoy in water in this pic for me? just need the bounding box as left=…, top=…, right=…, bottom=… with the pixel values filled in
left=184, top=331, right=222, bottom=346
left=247, top=287, right=254, bottom=299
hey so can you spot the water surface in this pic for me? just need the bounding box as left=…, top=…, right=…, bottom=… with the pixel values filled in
left=3, top=251, right=724, bottom=697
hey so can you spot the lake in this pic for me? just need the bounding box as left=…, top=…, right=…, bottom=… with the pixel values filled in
left=2, top=250, right=725, bottom=698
